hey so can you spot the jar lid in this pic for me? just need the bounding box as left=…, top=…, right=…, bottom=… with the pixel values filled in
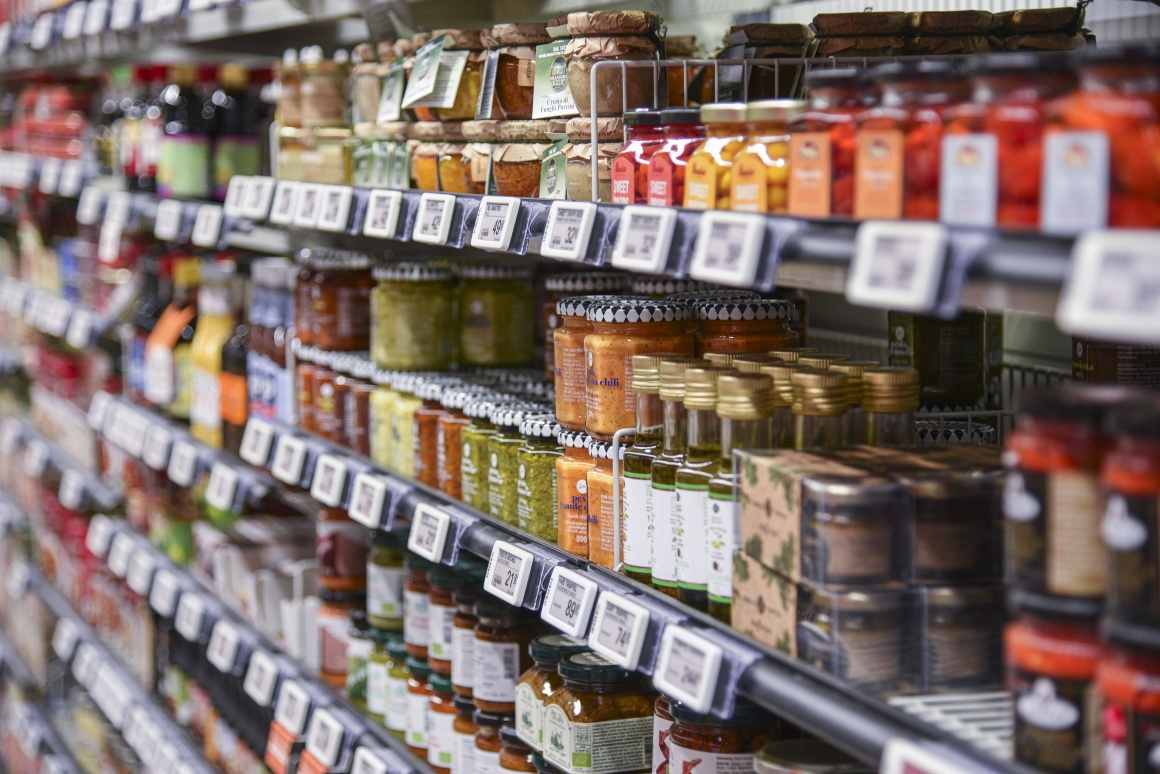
left=622, top=108, right=663, bottom=128
left=500, top=725, right=531, bottom=749
left=632, top=277, right=712, bottom=295
left=474, top=600, right=514, bottom=621
left=717, top=373, right=776, bottom=420
left=387, top=637, right=408, bottom=659
left=406, top=553, right=434, bottom=572
left=556, top=294, right=630, bottom=318
left=666, top=290, right=760, bottom=304
left=454, top=695, right=476, bottom=715
left=754, top=740, right=870, bottom=774
left=311, top=253, right=371, bottom=270
left=566, top=10, right=662, bottom=36
left=557, top=651, right=635, bottom=682
left=726, top=22, right=813, bottom=46
left=1106, top=398, right=1160, bottom=438
left=585, top=298, right=690, bottom=324
left=464, top=396, right=500, bottom=419
left=798, top=353, right=852, bottom=370
left=522, top=414, right=562, bottom=438
left=458, top=264, right=532, bottom=280
left=320, top=589, right=367, bottom=605
left=564, top=116, right=624, bottom=142
left=826, top=361, right=879, bottom=407
left=546, top=272, right=631, bottom=293
left=429, top=672, right=454, bottom=694
left=496, top=119, right=553, bottom=142
left=733, top=355, right=784, bottom=373
left=660, top=107, right=702, bottom=125
left=379, top=120, right=410, bottom=139
left=433, top=28, right=485, bottom=51
left=874, top=59, right=958, bottom=83
left=416, top=380, right=453, bottom=402
left=745, top=99, right=808, bottom=123
left=587, top=439, right=627, bottom=460
left=528, top=634, right=590, bottom=663
left=693, top=298, right=793, bottom=321
left=806, top=584, right=908, bottom=613
left=699, top=102, right=748, bottom=124
left=767, top=347, right=819, bottom=364
left=490, top=403, right=541, bottom=429
left=1102, top=616, right=1160, bottom=653
left=491, top=22, right=552, bottom=46
left=913, top=419, right=997, bottom=446
left=558, top=429, right=592, bottom=448
left=791, top=369, right=849, bottom=417
left=924, top=585, right=1003, bottom=607
left=670, top=699, right=771, bottom=727
left=1015, top=385, right=1139, bottom=425
left=665, top=34, right=698, bottom=56
left=861, top=368, right=919, bottom=413
left=373, top=263, right=454, bottom=281
left=405, top=656, right=432, bottom=677
left=659, top=358, right=709, bottom=402
left=804, top=67, right=873, bottom=90
left=370, top=626, right=395, bottom=644
left=533, top=753, right=563, bottom=773
left=349, top=608, right=370, bottom=632
left=442, top=386, right=492, bottom=411
left=462, top=120, right=501, bottom=141
left=1009, top=588, right=1103, bottom=622
left=473, top=709, right=515, bottom=728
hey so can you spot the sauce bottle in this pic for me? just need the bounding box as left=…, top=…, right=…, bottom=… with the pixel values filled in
left=190, top=261, right=238, bottom=448
left=145, top=256, right=200, bottom=419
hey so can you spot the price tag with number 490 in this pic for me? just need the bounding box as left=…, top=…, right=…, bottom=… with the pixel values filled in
left=611, top=206, right=677, bottom=274
left=652, top=626, right=723, bottom=714
left=541, top=566, right=598, bottom=638
left=485, top=541, right=535, bottom=606
left=471, top=196, right=521, bottom=251
left=846, top=221, right=947, bottom=312
left=408, top=503, right=451, bottom=562
left=412, top=193, right=455, bottom=245
left=689, top=211, right=766, bottom=287
left=541, top=201, right=597, bottom=262
left=588, top=593, right=650, bottom=671
left=1057, top=230, right=1160, bottom=346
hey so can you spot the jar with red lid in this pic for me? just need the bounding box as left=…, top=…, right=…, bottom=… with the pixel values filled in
left=693, top=299, right=798, bottom=356
left=316, top=507, right=368, bottom=592
left=788, top=68, right=873, bottom=218
left=318, top=590, right=366, bottom=688
left=854, top=60, right=970, bottom=221
left=1097, top=623, right=1160, bottom=774
left=309, top=253, right=373, bottom=351
left=610, top=109, right=665, bottom=204
left=542, top=273, right=631, bottom=384
left=473, top=601, right=541, bottom=714
left=646, top=108, right=706, bottom=207
left=668, top=701, right=779, bottom=772
left=405, top=553, right=433, bottom=659
left=1044, top=43, right=1160, bottom=230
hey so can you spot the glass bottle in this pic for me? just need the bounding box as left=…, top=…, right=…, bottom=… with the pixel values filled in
left=863, top=367, right=919, bottom=446
left=731, top=99, right=807, bottom=213
left=759, top=363, right=799, bottom=449
left=646, top=107, right=707, bottom=207
left=145, top=257, right=200, bottom=419
left=684, top=102, right=748, bottom=210
left=791, top=369, right=849, bottom=449
left=157, top=63, right=211, bottom=199
left=190, top=261, right=238, bottom=449
left=209, top=63, right=263, bottom=202
left=221, top=288, right=250, bottom=455
left=622, top=355, right=666, bottom=585
left=610, top=108, right=666, bottom=204
left=125, top=254, right=172, bottom=404
left=828, top=361, right=879, bottom=450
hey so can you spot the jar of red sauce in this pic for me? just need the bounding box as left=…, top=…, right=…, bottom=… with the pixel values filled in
left=854, top=60, right=969, bottom=221
left=297, top=361, right=319, bottom=433
left=610, top=109, right=665, bottom=204
left=542, top=273, right=631, bottom=383
left=316, top=507, right=368, bottom=592
left=414, top=380, right=451, bottom=489
left=693, top=299, right=798, bottom=356
left=310, top=253, right=373, bottom=351
left=1097, top=621, right=1160, bottom=774
left=647, top=108, right=706, bottom=207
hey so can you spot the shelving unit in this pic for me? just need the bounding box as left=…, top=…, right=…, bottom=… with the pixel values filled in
left=0, top=628, right=82, bottom=774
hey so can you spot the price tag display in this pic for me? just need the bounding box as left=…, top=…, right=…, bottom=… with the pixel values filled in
left=66, top=309, right=95, bottom=349
left=243, top=176, right=277, bottom=220
left=42, top=297, right=72, bottom=337
left=588, top=594, right=650, bottom=671
left=269, top=182, right=300, bottom=226
left=23, top=439, right=50, bottom=478
left=541, top=201, right=597, bottom=261
left=108, top=0, right=135, bottom=30
left=0, top=417, right=20, bottom=454
left=167, top=440, right=200, bottom=487
left=87, top=392, right=112, bottom=432
left=846, top=221, right=948, bottom=312
left=142, top=424, right=172, bottom=470
left=1057, top=230, right=1160, bottom=345
left=58, top=469, right=85, bottom=511
left=191, top=205, right=224, bottom=248
left=362, top=190, right=402, bottom=239
left=412, top=193, right=455, bottom=245
left=316, top=186, right=353, bottom=232
left=175, top=593, right=206, bottom=642
left=485, top=540, right=535, bottom=606
left=879, top=739, right=978, bottom=774
left=29, top=12, right=54, bottom=50
left=76, top=187, right=104, bottom=225
left=38, top=157, right=61, bottom=195
left=207, top=620, right=241, bottom=673
left=5, top=561, right=30, bottom=598
left=126, top=549, right=156, bottom=596
left=689, top=211, right=766, bottom=287
left=149, top=569, right=180, bottom=617
left=62, top=0, right=88, bottom=37
left=305, top=707, right=345, bottom=768
left=105, top=191, right=132, bottom=225
left=154, top=199, right=184, bottom=241
left=293, top=185, right=323, bottom=228
left=541, top=566, right=599, bottom=638
left=119, top=409, right=149, bottom=458
left=652, top=627, right=723, bottom=713
left=72, top=643, right=99, bottom=684
left=0, top=22, right=11, bottom=54
left=52, top=617, right=81, bottom=661
left=243, top=650, right=279, bottom=707
left=240, top=419, right=275, bottom=466
left=13, top=154, right=33, bottom=188
left=273, top=679, right=310, bottom=735
left=347, top=473, right=391, bottom=528
left=351, top=747, right=391, bottom=774
left=611, top=206, right=678, bottom=274
left=3, top=279, right=26, bottom=317
left=58, top=160, right=84, bottom=197
left=107, top=533, right=136, bottom=578
left=104, top=674, right=133, bottom=729
left=85, top=515, right=114, bottom=558
left=470, top=195, right=521, bottom=251
left=223, top=176, right=249, bottom=217
left=98, top=221, right=123, bottom=263
left=407, top=503, right=451, bottom=561
left=271, top=434, right=308, bottom=485
left=153, top=743, right=181, bottom=774
left=310, top=454, right=348, bottom=507
left=205, top=462, right=239, bottom=512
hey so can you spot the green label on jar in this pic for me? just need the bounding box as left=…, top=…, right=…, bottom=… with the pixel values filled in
left=532, top=40, right=579, bottom=120
left=543, top=705, right=652, bottom=774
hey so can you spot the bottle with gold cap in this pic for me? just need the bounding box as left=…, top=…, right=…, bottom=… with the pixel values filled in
left=622, top=354, right=669, bottom=585
left=798, top=353, right=850, bottom=370
left=732, top=354, right=782, bottom=373
left=650, top=358, right=709, bottom=598
left=674, top=366, right=733, bottom=611
left=759, top=362, right=800, bottom=448
left=707, top=373, right=774, bottom=625
left=157, top=64, right=211, bottom=199
left=768, top=347, right=818, bottom=364
left=792, top=369, right=849, bottom=449
left=863, top=367, right=920, bottom=446
left=829, top=361, right=879, bottom=447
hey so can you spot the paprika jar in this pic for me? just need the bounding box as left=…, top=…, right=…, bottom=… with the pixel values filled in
left=458, top=264, right=536, bottom=368
left=684, top=103, right=748, bottom=210
left=452, top=584, right=481, bottom=698
left=492, top=120, right=554, bottom=199
left=492, top=23, right=551, bottom=119
left=583, top=298, right=695, bottom=440
left=368, top=530, right=406, bottom=631
left=415, top=381, right=452, bottom=489
left=788, top=68, right=872, bottom=218
left=473, top=601, right=541, bottom=714
left=428, top=564, right=461, bottom=675
left=404, top=553, right=434, bottom=659
left=428, top=672, right=457, bottom=774
left=544, top=272, right=631, bottom=384
left=668, top=701, right=779, bottom=772
left=406, top=656, right=433, bottom=757
left=316, top=507, right=368, bottom=592
left=647, top=108, right=706, bottom=207
left=475, top=710, right=513, bottom=774
left=553, top=294, right=629, bottom=431
left=556, top=430, right=594, bottom=559
left=310, top=252, right=373, bottom=351
left=500, top=726, right=536, bottom=772
left=515, top=634, right=590, bottom=751
left=731, top=100, right=806, bottom=214
left=517, top=415, right=564, bottom=542
left=565, top=11, right=661, bottom=117
left=610, top=109, right=665, bottom=204
left=371, top=263, right=457, bottom=371
left=1096, top=623, right=1160, bottom=774
left=693, top=298, right=798, bottom=356
left=585, top=439, right=626, bottom=570
left=438, top=385, right=486, bottom=499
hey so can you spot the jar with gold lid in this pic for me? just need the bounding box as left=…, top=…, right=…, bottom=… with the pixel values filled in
left=791, top=369, right=848, bottom=449
left=565, top=11, right=661, bottom=117
left=863, top=367, right=919, bottom=446
left=827, top=360, right=878, bottom=446
left=491, top=23, right=552, bottom=119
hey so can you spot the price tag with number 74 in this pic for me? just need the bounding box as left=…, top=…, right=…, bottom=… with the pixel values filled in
left=1057, top=230, right=1160, bottom=345
left=588, top=593, right=650, bottom=671
left=846, top=221, right=947, bottom=312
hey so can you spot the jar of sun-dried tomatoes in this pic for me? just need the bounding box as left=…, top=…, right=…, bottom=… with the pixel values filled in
left=610, top=109, right=665, bottom=204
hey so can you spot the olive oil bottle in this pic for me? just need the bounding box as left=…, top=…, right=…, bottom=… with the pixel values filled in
left=622, top=355, right=668, bottom=586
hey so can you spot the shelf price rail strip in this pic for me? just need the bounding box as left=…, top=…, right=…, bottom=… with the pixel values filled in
left=0, top=274, right=138, bottom=350
left=0, top=628, right=83, bottom=774
left=0, top=416, right=122, bottom=514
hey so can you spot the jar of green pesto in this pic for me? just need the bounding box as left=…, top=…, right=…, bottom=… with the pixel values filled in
left=487, top=403, right=543, bottom=526
left=517, top=414, right=563, bottom=541
left=371, top=369, right=399, bottom=469
left=457, top=264, right=536, bottom=368
left=389, top=371, right=426, bottom=478
left=368, top=529, right=407, bottom=631
left=367, top=628, right=396, bottom=723
left=371, top=263, right=458, bottom=371
left=461, top=395, right=501, bottom=512
left=385, top=636, right=411, bottom=739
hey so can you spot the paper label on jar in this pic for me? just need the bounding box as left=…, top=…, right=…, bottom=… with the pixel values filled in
left=647, top=154, right=676, bottom=207
left=475, top=748, right=500, bottom=774
left=542, top=706, right=653, bottom=774
left=405, top=690, right=429, bottom=749
left=1012, top=668, right=1098, bottom=774
left=144, top=346, right=176, bottom=405
left=470, top=146, right=491, bottom=183
left=368, top=563, right=405, bottom=621
left=532, top=40, right=579, bottom=120
left=429, top=602, right=456, bottom=660
left=622, top=473, right=652, bottom=572
left=788, top=132, right=833, bottom=217
left=1048, top=471, right=1107, bottom=597
left=651, top=485, right=678, bottom=588
left=427, top=709, right=456, bottom=769
left=610, top=156, right=636, bottom=205
left=675, top=486, right=710, bottom=590
left=707, top=492, right=738, bottom=603
left=377, top=60, right=405, bottom=123
left=652, top=712, right=672, bottom=773
left=730, top=153, right=769, bottom=213
left=367, top=659, right=388, bottom=715
left=453, top=730, right=476, bottom=774
left=669, top=742, right=755, bottom=773
left=540, top=139, right=568, bottom=200
left=473, top=639, right=520, bottom=703
left=683, top=154, right=717, bottom=209
left=1040, top=131, right=1110, bottom=236
left=516, top=682, right=543, bottom=750
left=386, top=674, right=409, bottom=732
left=190, top=366, right=222, bottom=432
left=854, top=129, right=905, bottom=220
left=939, top=133, right=998, bottom=227
left=404, top=589, right=430, bottom=646
left=518, top=59, right=536, bottom=88
left=451, top=624, right=475, bottom=689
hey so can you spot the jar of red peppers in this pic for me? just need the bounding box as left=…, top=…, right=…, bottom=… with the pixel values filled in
left=646, top=108, right=706, bottom=207
left=731, top=100, right=806, bottom=213
left=414, top=380, right=451, bottom=489
left=788, top=68, right=872, bottom=218
left=610, top=109, right=665, bottom=204
left=854, top=60, right=969, bottom=221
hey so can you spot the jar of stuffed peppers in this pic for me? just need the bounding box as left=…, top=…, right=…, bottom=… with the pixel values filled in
left=610, top=109, right=665, bottom=204
left=684, top=103, right=748, bottom=210
left=647, top=108, right=706, bottom=207
left=731, top=100, right=807, bottom=214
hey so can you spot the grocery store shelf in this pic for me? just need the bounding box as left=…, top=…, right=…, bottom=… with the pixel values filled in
left=1, top=417, right=122, bottom=513
left=0, top=275, right=139, bottom=350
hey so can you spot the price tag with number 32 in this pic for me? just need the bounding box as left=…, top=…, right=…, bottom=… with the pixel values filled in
left=1057, top=230, right=1160, bottom=345
left=846, top=221, right=947, bottom=312
left=541, top=201, right=597, bottom=262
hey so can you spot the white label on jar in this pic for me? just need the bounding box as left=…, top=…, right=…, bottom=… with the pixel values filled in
left=515, top=682, right=542, bottom=750
left=453, top=730, right=475, bottom=774
left=1041, top=131, right=1110, bottom=236
left=668, top=742, right=755, bottom=773
left=429, top=602, right=455, bottom=660
left=707, top=496, right=738, bottom=603
left=472, top=639, right=519, bottom=703
left=451, top=625, right=475, bottom=689
left=542, top=705, right=653, bottom=774
left=368, top=563, right=405, bottom=621
left=318, top=611, right=351, bottom=677
left=675, top=487, right=710, bottom=590
left=650, top=487, right=678, bottom=587
left=427, top=709, right=456, bottom=770
left=404, top=589, right=430, bottom=647
left=144, top=348, right=175, bottom=405
left=406, top=691, right=429, bottom=749
left=939, top=134, right=998, bottom=227
left=652, top=712, right=672, bottom=774
left=190, top=367, right=222, bottom=431
left=621, top=475, right=651, bottom=572
left=367, top=659, right=387, bottom=715
left=475, top=747, right=500, bottom=774
left=386, top=674, right=408, bottom=732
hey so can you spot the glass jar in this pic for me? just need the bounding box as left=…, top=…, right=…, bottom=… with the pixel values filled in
left=863, top=367, right=919, bottom=446
left=517, top=415, right=563, bottom=542
left=312, top=368, right=343, bottom=442
left=370, top=375, right=397, bottom=469
left=544, top=273, right=631, bottom=384
left=277, top=53, right=302, bottom=128
left=458, top=265, right=536, bottom=368
left=318, top=590, right=365, bottom=688
left=368, top=530, right=407, bottom=631
left=554, top=295, right=620, bottom=431
left=585, top=440, right=626, bottom=570
left=611, top=109, right=665, bottom=204
left=515, top=634, right=590, bottom=751
left=452, top=585, right=481, bottom=697
left=454, top=695, right=479, bottom=774
left=388, top=372, right=424, bottom=478
left=798, top=475, right=902, bottom=586
left=438, top=386, right=484, bottom=499
left=1097, top=633, right=1160, bottom=774
left=345, top=377, right=375, bottom=456
left=542, top=652, right=655, bottom=774
left=405, top=553, right=434, bottom=659
left=653, top=695, right=673, bottom=774
left=647, top=108, right=706, bottom=207
left=462, top=396, right=500, bottom=511
left=731, top=100, right=807, bottom=213
left=564, top=11, right=661, bottom=117
left=310, top=253, right=373, bottom=351
left=474, top=601, right=541, bottom=714
left=668, top=701, right=779, bottom=771
left=474, top=710, right=513, bottom=773
left=797, top=354, right=851, bottom=371
left=439, top=143, right=470, bottom=194
left=317, top=508, right=368, bottom=592
left=297, top=361, right=319, bottom=432
left=461, top=120, right=500, bottom=194
left=429, top=672, right=458, bottom=773
left=415, top=381, right=453, bottom=489
left=788, top=68, right=872, bottom=218
left=693, top=299, right=798, bottom=356
left=798, top=585, right=909, bottom=691
left=754, top=740, right=870, bottom=774
left=488, top=405, right=539, bottom=526
left=432, top=29, right=486, bottom=121
left=300, top=57, right=350, bottom=128
left=921, top=586, right=1004, bottom=691
left=386, top=637, right=410, bottom=739
left=827, top=361, right=877, bottom=447
left=792, top=369, right=849, bottom=449
left=367, top=629, right=397, bottom=723
left=406, top=657, right=433, bottom=756
left=556, top=430, right=594, bottom=559
left=492, top=120, right=554, bottom=198
left=684, top=103, right=748, bottom=210
left=413, top=140, right=443, bottom=190
left=295, top=256, right=316, bottom=347
left=492, top=23, right=551, bottom=119
left=303, top=127, right=354, bottom=184
left=428, top=564, right=461, bottom=676
left=500, top=726, right=536, bottom=772
left=347, top=609, right=372, bottom=709
left=371, top=263, right=457, bottom=371
left=854, top=60, right=969, bottom=221
left=902, top=470, right=1003, bottom=585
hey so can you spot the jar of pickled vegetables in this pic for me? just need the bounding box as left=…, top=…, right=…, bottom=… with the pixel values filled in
left=461, top=120, right=500, bottom=195
left=684, top=103, right=748, bottom=210
left=788, top=68, right=872, bottom=218
left=461, top=395, right=500, bottom=511
left=693, top=299, right=799, bottom=355
left=458, top=265, right=536, bottom=368
left=731, top=100, right=807, bottom=214
left=488, top=404, right=541, bottom=525
left=438, top=385, right=486, bottom=499
left=492, top=120, right=554, bottom=198
left=492, top=23, right=551, bottom=119
left=611, top=109, right=665, bottom=204
left=371, top=263, right=456, bottom=371
left=647, top=108, right=706, bottom=207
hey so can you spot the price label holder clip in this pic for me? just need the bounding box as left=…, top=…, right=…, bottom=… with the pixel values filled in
left=243, top=650, right=281, bottom=708
left=271, top=434, right=312, bottom=487
left=610, top=205, right=680, bottom=274
left=406, top=502, right=457, bottom=562
left=207, top=620, right=243, bottom=675
left=539, top=201, right=600, bottom=262
left=1057, top=229, right=1160, bottom=346
left=588, top=589, right=688, bottom=674
left=191, top=204, right=225, bottom=249
left=242, top=176, right=277, bottom=221
left=239, top=418, right=276, bottom=467
left=315, top=185, right=354, bottom=233
left=540, top=566, right=601, bottom=638
left=470, top=195, right=524, bottom=252
left=205, top=462, right=240, bottom=513
left=293, top=185, right=324, bottom=229
left=149, top=568, right=183, bottom=619
left=167, top=438, right=202, bottom=488
left=154, top=199, right=186, bottom=242
left=411, top=192, right=460, bottom=246
left=654, top=625, right=760, bottom=717
left=143, top=424, right=172, bottom=471
left=846, top=221, right=949, bottom=313
left=223, top=176, right=250, bottom=219
left=269, top=181, right=301, bottom=226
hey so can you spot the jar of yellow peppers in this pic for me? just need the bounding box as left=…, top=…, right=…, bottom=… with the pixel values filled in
left=730, top=100, right=807, bottom=214
left=683, top=103, right=748, bottom=210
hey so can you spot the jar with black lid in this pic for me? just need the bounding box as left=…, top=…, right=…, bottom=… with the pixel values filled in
left=500, top=725, right=536, bottom=772
left=668, top=700, right=780, bottom=772
left=515, top=634, right=590, bottom=751
left=475, top=709, right=516, bottom=774
left=473, top=601, right=541, bottom=714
